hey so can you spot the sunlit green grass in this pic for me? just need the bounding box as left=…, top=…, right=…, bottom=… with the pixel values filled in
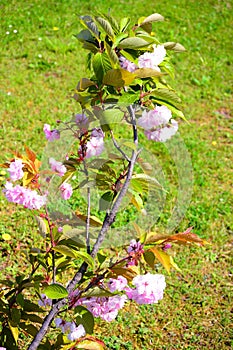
left=0, top=0, right=232, bottom=348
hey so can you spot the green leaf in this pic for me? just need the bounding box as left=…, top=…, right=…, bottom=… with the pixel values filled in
left=23, top=300, right=45, bottom=313
left=103, top=68, right=136, bottom=87
left=120, top=17, right=131, bottom=32
left=130, top=174, right=163, bottom=195
left=101, top=108, right=124, bottom=130
left=118, top=91, right=139, bottom=105
left=19, top=322, right=38, bottom=337
left=150, top=247, right=181, bottom=273
left=135, top=68, right=163, bottom=79
left=95, top=16, right=115, bottom=39
left=75, top=29, right=96, bottom=43
left=92, top=52, right=112, bottom=83
left=75, top=305, right=94, bottom=334
left=73, top=251, right=95, bottom=270
left=143, top=250, right=155, bottom=269
left=100, top=13, right=119, bottom=33
left=105, top=42, right=119, bottom=66
left=43, top=284, right=68, bottom=299
left=79, top=16, right=100, bottom=39
left=10, top=308, right=21, bottom=326
left=112, top=33, right=128, bottom=48
left=77, top=78, right=96, bottom=91
left=163, top=42, right=186, bottom=52
left=16, top=293, right=24, bottom=308
left=53, top=245, right=76, bottom=258
left=8, top=320, right=19, bottom=343
left=139, top=13, right=164, bottom=25
left=118, top=37, right=151, bottom=49
left=34, top=215, right=48, bottom=237
left=21, top=311, right=44, bottom=324
left=99, top=191, right=114, bottom=211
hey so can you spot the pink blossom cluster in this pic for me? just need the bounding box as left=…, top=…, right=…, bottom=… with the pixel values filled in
left=138, top=106, right=178, bottom=142
left=138, top=45, right=166, bottom=71
left=43, top=124, right=60, bottom=141
left=3, top=181, right=46, bottom=210
left=59, top=182, right=73, bottom=200
left=55, top=318, right=86, bottom=341
left=125, top=273, right=166, bottom=304
left=85, top=128, right=104, bottom=158
left=8, top=159, right=24, bottom=181
left=119, top=45, right=166, bottom=73
left=78, top=295, right=127, bottom=322
left=127, top=239, right=144, bottom=266
left=38, top=293, right=52, bottom=307
left=108, top=275, right=128, bottom=293
left=119, top=56, right=138, bottom=72
left=49, top=157, right=66, bottom=177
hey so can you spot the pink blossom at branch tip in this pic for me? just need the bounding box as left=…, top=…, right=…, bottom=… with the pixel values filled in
left=0, top=347, right=7, bottom=350
left=119, top=56, right=138, bottom=72
left=78, top=295, right=127, bottom=322
left=49, top=157, right=66, bottom=176
left=38, top=293, right=52, bottom=307
left=3, top=182, right=46, bottom=209
left=59, top=182, right=72, bottom=200
left=108, top=275, right=128, bottom=292
left=58, top=226, right=63, bottom=233
left=138, top=45, right=166, bottom=71
left=67, top=324, right=86, bottom=341
left=126, top=273, right=166, bottom=304
left=145, top=119, right=178, bottom=142
left=43, top=124, right=60, bottom=141
left=8, top=159, right=24, bottom=181
left=85, top=128, right=104, bottom=158
left=138, top=106, right=172, bottom=130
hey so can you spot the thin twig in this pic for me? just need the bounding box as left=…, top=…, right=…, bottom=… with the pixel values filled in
left=110, top=130, right=131, bottom=162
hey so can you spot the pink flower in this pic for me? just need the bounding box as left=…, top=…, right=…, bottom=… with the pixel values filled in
left=8, top=159, right=24, bottom=181
left=126, top=273, right=166, bottom=305
left=108, top=276, right=128, bottom=292
left=55, top=318, right=74, bottom=333
left=78, top=295, right=127, bottom=322
left=3, top=182, right=46, bottom=209
left=84, top=128, right=104, bottom=159
left=59, top=182, right=72, bottom=200
left=43, top=124, right=60, bottom=141
left=119, top=56, right=138, bottom=72
left=126, top=239, right=144, bottom=266
left=38, top=293, right=52, bottom=307
left=67, top=324, right=86, bottom=341
left=138, top=106, right=172, bottom=130
left=138, top=45, right=166, bottom=71
left=49, top=158, right=66, bottom=177
left=145, top=119, right=178, bottom=142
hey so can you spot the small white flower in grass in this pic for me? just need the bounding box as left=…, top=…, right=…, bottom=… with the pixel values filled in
left=38, top=37, right=42, bottom=41
left=13, top=30, right=18, bottom=33
left=6, top=31, right=10, bottom=35
left=38, top=54, right=42, bottom=58
left=9, top=25, right=12, bottom=28
left=7, top=91, right=12, bottom=96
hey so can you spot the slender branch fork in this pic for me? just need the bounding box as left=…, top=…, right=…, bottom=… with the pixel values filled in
left=28, top=105, right=139, bottom=350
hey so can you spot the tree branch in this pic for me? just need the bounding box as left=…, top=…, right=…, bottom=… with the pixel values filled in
left=28, top=105, right=139, bottom=350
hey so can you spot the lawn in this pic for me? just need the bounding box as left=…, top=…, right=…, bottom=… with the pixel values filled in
left=0, top=0, right=232, bottom=349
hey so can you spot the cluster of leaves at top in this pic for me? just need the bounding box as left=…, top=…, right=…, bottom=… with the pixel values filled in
left=74, top=12, right=185, bottom=117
